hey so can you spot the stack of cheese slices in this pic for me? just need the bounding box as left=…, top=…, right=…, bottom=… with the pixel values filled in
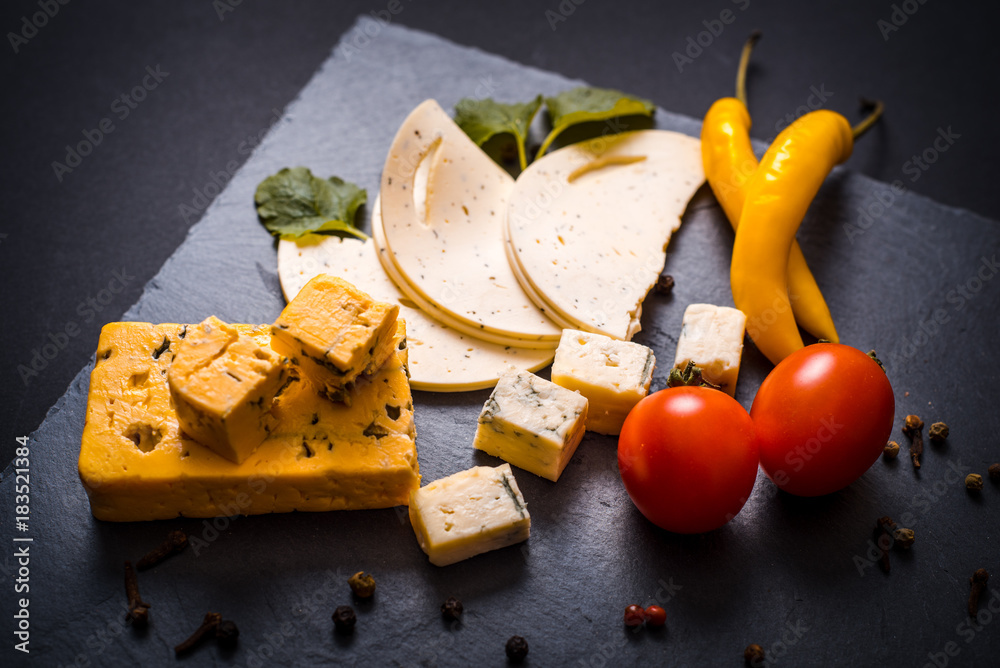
left=277, top=99, right=705, bottom=392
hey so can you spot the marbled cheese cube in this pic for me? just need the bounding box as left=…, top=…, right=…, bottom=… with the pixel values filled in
left=167, top=316, right=289, bottom=463
left=673, top=303, right=746, bottom=396
left=409, top=464, right=530, bottom=567
left=271, top=274, right=399, bottom=400
left=473, top=370, right=587, bottom=481
left=550, top=329, right=655, bottom=436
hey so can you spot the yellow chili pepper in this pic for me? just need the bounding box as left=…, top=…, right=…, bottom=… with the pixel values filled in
left=731, top=103, right=882, bottom=364
left=701, top=33, right=840, bottom=343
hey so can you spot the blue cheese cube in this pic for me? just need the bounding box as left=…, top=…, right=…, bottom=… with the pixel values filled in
left=673, top=304, right=747, bottom=396
left=408, top=464, right=530, bottom=567
left=473, top=371, right=588, bottom=482
left=550, top=330, right=655, bottom=436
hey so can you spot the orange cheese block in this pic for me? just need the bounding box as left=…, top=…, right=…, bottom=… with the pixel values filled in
left=78, top=321, right=418, bottom=522
left=271, top=274, right=400, bottom=400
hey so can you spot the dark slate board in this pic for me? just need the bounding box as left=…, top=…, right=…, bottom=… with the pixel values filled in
left=2, top=17, right=998, bottom=668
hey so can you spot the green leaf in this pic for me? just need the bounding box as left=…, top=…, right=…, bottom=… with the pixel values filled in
left=537, top=87, right=656, bottom=159
left=454, top=96, right=543, bottom=171
left=254, top=167, right=368, bottom=240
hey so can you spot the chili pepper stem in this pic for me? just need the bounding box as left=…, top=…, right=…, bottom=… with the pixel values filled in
left=735, top=31, right=762, bottom=106
left=851, top=99, right=884, bottom=139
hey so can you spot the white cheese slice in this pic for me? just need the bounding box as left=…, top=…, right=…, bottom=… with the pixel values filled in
left=505, top=130, right=704, bottom=340
left=473, top=370, right=588, bottom=482
left=378, top=99, right=561, bottom=344
left=673, top=303, right=747, bottom=396
left=408, top=463, right=530, bottom=567
left=277, top=235, right=554, bottom=392
left=550, top=329, right=655, bottom=436
left=371, top=197, right=556, bottom=350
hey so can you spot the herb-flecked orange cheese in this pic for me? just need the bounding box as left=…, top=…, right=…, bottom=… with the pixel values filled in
left=78, top=321, right=418, bottom=522
left=270, top=274, right=399, bottom=399
left=167, top=316, right=289, bottom=464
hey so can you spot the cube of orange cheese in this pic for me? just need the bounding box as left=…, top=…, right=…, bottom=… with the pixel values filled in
left=78, top=321, right=418, bottom=521
left=167, top=316, right=289, bottom=463
left=271, top=275, right=399, bottom=400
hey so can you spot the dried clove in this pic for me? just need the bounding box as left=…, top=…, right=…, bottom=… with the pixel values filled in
left=654, top=274, right=675, bottom=295
left=968, top=569, right=990, bottom=617
left=902, top=415, right=924, bottom=470
left=744, top=643, right=766, bottom=665
left=883, top=441, right=900, bottom=459
left=174, top=612, right=221, bottom=655
left=989, top=463, right=1000, bottom=482
left=965, top=474, right=984, bottom=492
left=441, top=596, right=464, bottom=622
left=136, top=530, right=188, bottom=571
left=332, top=605, right=357, bottom=635
left=215, top=620, right=240, bottom=648
left=123, top=561, right=150, bottom=628
left=892, top=527, right=915, bottom=549
left=505, top=635, right=529, bottom=662
left=348, top=571, right=376, bottom=598
left=928, top=421, right=949, bottom=444
left=873, top=516, right=897, bottom=573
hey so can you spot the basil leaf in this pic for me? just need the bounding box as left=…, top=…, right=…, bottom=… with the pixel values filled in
left=254, top=167, right=368, bottom=240
left=454, top=96, right=543, bottom=171
left=537, top=87, right=656, bottom=158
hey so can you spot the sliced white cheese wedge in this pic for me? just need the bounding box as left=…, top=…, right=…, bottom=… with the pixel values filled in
left=409, top=463, right=530, bottom=567
left=378, top=98, right=561, bottom=345
left=371, top=197, right=556, bottom=350
left=277, top=235, right=553, bottom=392
left=673, top=303, right=747, bottom=396
left=505, top=130, right=704, bottom=340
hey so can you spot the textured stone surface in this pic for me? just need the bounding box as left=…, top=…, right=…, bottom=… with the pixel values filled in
left=2, top=17, right=998, bottom=667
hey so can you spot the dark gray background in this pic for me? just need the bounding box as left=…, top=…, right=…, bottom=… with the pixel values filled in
left=1, top=0, right=998, bottom=469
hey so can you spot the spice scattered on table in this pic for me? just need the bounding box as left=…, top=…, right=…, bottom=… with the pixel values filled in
left=892, top=527, right=915, bottom=549
left=136, top=530, right=189, bottom=571
left=174, top=612, right=222, bottom=655
left=623, top=604, right=645, bottom=627
left=215, top=620, right=240, bottom=648
left=348, top=571, right=376, bottom=598
left=654, top=274, right=675, bottom=295
left=505, top=635, right=529, bottom=662
left=903, top=415, right=924, bottom=470
left=883, top=441, right=900, bottom=459
left=988, top=463, right=1000, bottom=481
left=968, top=568, right=990, bottom=617
left=928, top=421, right=949, bottom=444
left=744, top=643, right=765, bottom=665
left=123, top=561, right=150, bottom=628
left=441, top=596, right=463, bottom=622
left=965, top=474, right=984, bottom=492
left=874, top=516, right=897, bottom=573
left=332, top=605, right=357, bottom=635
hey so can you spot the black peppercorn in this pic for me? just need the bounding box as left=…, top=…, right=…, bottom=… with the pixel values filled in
left=215, top=620, right=239, bottom=648
left=332, top=605, right=357, bottom=635
left=441, top=596, right=463, bottom=622
left=505, top=635, right=528, bottom=662
left=744, top=643, right=765, bottom=665
left=654, top=274, right=675, bottom=295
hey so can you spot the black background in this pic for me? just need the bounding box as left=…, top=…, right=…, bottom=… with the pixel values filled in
left=1, top=0, right=998, bottom=468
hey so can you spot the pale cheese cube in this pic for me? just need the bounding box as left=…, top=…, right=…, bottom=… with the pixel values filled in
left=550, top=330, right=655, bottom=436
left=473, top=371, right=587, bottom=482
left=673, top=304, right=747, bottom=396
left=408, top=464, right=530, bottom=567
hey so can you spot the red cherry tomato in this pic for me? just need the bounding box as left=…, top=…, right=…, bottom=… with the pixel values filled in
left=751, top=343, right=894, bottom=497
left=644, top=605, right=667, bottom=627
left=618, top=386, right=759, bottom=534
